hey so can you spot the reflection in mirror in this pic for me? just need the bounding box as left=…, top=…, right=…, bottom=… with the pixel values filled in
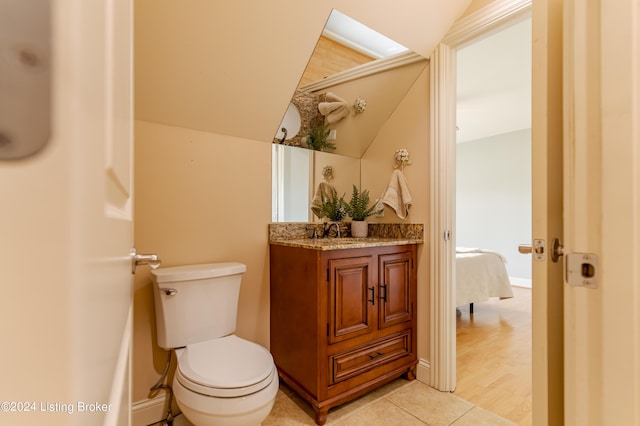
left=272, top=144, right=360, bottom=223
left=300, top=9, right=409, bottom=86
left=275, top=103, right=301, bottom=143
left=271, top=9, right=427, bottom=158
left=272, top=144, right=312, bottom=222
left=271, top=9, right=427, bottom=222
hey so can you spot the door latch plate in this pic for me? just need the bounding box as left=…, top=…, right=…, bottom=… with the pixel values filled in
left=566, top=253, right=598, bottom=288
left=532, top=239, right=546, bottom=262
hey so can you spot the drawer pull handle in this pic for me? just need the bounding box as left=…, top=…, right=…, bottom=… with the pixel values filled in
left=369, top=351, right=384, bottom=360
left=368, top=286, right=375, bottom=305
left=380, top=284, right=387, bottom=302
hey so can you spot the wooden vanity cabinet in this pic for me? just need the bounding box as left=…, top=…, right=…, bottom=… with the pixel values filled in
left=269, top=243, right=418, bottom=425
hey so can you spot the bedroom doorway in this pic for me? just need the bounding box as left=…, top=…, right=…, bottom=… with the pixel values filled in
left=452, top=13, right=533, bottom=425
left=455, top=16, right=532, bottom=289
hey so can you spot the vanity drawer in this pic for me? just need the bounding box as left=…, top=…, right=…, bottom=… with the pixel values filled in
left=330, top=331, right=412, bottom=384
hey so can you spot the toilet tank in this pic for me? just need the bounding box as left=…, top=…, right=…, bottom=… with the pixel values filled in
left=151, top=262, right=247, bottom=350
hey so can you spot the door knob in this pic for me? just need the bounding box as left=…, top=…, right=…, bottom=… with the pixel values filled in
left=518, top=239, right=546, bottom=261
left=550, top=238, right=564, bottom=263
left=130, top=248, right=161, bottom=274
left=518, top=244, right=532, bottom=254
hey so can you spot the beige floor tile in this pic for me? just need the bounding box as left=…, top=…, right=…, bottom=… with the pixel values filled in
left=451, top=406, right=518, bottom=426
left=333, top=399, right=426, bottom=426
left=264, top=378, right=516, bottom=426
left=385, top=381, right=474, bottom=426
left=262, top=390, right=318, bottom=426
left=265, top=378, right=415, bottom=425
left=325, top=378, right=413, bottom=423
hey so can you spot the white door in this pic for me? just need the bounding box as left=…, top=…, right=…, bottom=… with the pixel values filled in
left=0, top=1, right=134, bottom=425
left=562, top=0, right=640, bottom=424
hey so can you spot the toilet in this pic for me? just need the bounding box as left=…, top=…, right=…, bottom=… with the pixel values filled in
left=152, top=263, right=278, bottom=426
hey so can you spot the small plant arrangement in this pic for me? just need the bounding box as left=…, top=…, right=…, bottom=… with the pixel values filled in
left=318, top=191, right=347, bottom=221
left=345, top=185, right=381, bottom=221
left=306, top=118, right=335, bottom=152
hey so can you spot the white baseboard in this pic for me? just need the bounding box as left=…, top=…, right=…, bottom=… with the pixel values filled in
left=415, top=358, right=431, bottom=386
left=510, top=276, right=532, bottom=288
left=132, top=394, right=173, bottom=426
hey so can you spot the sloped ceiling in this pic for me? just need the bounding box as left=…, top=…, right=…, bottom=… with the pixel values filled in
left=135, top=0, right=472, bottom=143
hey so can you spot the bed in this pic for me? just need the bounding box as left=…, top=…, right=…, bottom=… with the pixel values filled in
left=456, top=247, right=514, bottom=313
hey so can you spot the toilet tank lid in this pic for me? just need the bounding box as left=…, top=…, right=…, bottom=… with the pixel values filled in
left=151, top=262, right=247, bottom=283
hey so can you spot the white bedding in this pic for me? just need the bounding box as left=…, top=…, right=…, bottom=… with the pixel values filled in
left=456, top=248, right=514, bottom=307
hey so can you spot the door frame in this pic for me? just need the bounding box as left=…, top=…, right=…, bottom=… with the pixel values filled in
left=429, top=0, right=532, bottom=392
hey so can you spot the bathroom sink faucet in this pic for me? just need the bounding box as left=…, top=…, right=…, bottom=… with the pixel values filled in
left=324, top=222, right=341, bottom=238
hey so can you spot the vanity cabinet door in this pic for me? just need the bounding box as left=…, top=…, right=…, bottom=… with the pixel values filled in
left=327, top=255, right=375, bottom=344
left=378, top=250, right=414, bottom=329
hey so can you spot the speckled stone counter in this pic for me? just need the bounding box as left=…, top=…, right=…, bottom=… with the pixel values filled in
left=269, top=222, right=424, bottom=250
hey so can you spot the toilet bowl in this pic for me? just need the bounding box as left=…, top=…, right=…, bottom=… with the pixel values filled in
left=173, top=335, right=278, bottom=426
left=151, top=263, right=278, bottom=426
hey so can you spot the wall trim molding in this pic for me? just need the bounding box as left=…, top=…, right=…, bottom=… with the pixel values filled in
left=300, top=51, right=426, bottom=92
left=416, top=357, right=431, bottom=385
left=132, top=395, right=170, bottom=426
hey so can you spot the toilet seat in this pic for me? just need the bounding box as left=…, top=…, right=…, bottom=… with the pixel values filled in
left=175, top=335, right=275, bottom=398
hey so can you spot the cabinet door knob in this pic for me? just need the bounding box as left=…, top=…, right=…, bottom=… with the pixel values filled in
left=368, top=286, right=375, bottom=305
left=380, top=284, right=387, bottom=302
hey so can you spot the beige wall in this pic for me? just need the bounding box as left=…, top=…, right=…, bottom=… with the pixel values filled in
left=132, top=69, right=431, bottom=403
left=133, top=123, right=272, bottom=401
left=362, top=65, right=431, bottom=360
left=133, top=0, right=471, bottom=406
left=134, top=0, right=470, bottom=146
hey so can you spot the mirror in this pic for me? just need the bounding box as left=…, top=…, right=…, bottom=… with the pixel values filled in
left=275, top=103, right=301, bottom=143
left=272, top=9, right=427, bottom=222
left=272, top=144, right=360, bottom=222
left=272, top=9, right=427, bottom=158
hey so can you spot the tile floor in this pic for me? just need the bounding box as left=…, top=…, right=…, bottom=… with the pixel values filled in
left=262, top=378, right=517, bottom=426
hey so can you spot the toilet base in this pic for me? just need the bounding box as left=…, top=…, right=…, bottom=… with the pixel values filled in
left=178, top=400, right=275, bottom=426
left=173, top=368, right=278, bottom=426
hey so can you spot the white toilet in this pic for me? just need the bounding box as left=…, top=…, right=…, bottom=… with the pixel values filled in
left=152, top=262, right=278, bottom=426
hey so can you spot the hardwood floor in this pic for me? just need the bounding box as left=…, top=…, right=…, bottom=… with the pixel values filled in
left=454, top=286, right=532, bottom=425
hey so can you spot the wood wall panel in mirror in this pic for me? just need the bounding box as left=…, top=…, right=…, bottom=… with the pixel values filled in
left=298, top=35, right=374, bottom=87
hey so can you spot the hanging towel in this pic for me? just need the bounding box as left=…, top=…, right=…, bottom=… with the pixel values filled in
left=381, top=169, right=412, bottom=219
left=311, top=182, right=337, bottom=219
left=318, top=92, right=350, bottom=125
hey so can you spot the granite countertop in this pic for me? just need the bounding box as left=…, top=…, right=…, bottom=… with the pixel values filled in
left=269, top=237, right=423, bottom=251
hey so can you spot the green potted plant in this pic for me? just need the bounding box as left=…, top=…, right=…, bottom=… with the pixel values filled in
left=305, top=118, right=336, bottom=152
left=318, top=192, right=347, bottom=222
left=345, top=185, right=381, bottom=237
